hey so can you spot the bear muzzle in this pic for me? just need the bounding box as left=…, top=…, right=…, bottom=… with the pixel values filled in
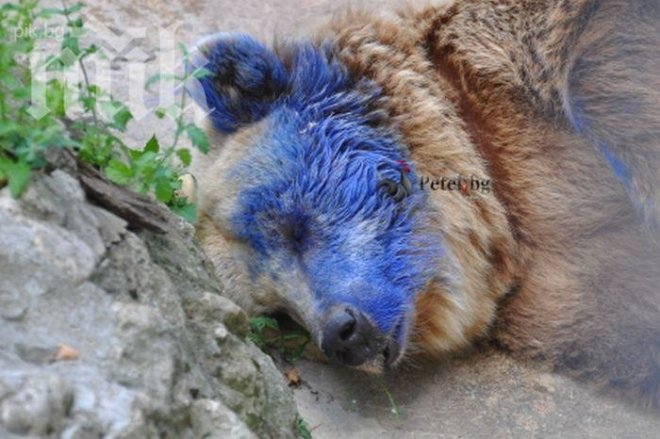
left=320, top=305, right=401, bottom=369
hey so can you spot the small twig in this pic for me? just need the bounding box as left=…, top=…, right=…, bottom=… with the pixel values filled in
left=309, top=423, right=323, bottom=432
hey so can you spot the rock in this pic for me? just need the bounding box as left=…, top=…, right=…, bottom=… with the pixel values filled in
left=184, top=292, right=250, bottom=337
left=0, top=171, right=298, bottom=438
left=191, top=399, right=257, bottom=439
left=0, top=375, right=73, bottom=436
left=0, top=287, right=29, bottom=321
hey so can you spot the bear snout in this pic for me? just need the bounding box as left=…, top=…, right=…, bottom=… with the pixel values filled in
left=320, top=305, right=395, bottom=368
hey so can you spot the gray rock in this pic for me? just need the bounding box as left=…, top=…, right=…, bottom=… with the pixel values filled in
left=0, top=375, right=73, bottom=436
left=191, top=399, right=257, bottom=439
left=0, top=172, right=298, bottom=438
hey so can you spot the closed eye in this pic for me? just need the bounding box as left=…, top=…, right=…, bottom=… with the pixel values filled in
left=280, top=222, right=311, bottom=254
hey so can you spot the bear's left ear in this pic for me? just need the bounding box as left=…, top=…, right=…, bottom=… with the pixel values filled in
left=186, top=33, right=288, bottom=133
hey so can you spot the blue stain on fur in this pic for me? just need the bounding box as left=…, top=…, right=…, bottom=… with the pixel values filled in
left=598, top=142, right=632, bottom=190
left=569, top=97, right=632, bottom=189
left=196, top=40, right=442, bottom=333
left=189, top=33, right=288, bottom=133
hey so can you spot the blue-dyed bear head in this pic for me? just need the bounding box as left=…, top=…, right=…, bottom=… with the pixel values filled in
left=187, top=33, right=443, bottom=371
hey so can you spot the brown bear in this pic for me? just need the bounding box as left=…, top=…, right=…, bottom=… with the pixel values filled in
left=186, top=0, right=660, bottom=409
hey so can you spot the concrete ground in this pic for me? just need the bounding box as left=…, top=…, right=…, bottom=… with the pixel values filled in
left=60, top=0, right=660, bottom=437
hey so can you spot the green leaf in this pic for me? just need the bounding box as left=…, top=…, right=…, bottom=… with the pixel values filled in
left=128, top=148, right=143, bottom=162
left=6, top=161, right=32, bottom=198
left=43, top=54, right=65, bottom=71
left=81, top=44, right=99, bottom=58
left=61, top=34, right=80, bottom=56
left=192, top=67, right=213, bottom=79
left=177, top=42, right=190, bottom=58
left=58, top=48, right=77, bottom=67
left=250, top=316, right=279, bottom=333
left=1, top=3, right=21, bottom=12
left=154, top=108, right=167, bottom=119
left=296, top=416, right=312, bottom=439
left=37, top=8, right=66, bottom=18
left=170, top=200, right=197, bottom=222
left=99, top=100, right=132, bottom=130
left=112, top=106, right=132, bottom=130
left=176, top=148, right=191, bottom=166
left=144, top=135, right=160, bottom=153
left=145, top=73, right=178, bottom=90
left=0, top=122, right=21, bottom=137
left=46, top=80, right=67, bottom=117
left=133, top=150, right=157, bottom=167
left=0, top=156, right=32, bottom=198
left=105, top=159, right=133, bottom=185
left=185, top=124, right=209, bottom=153
left=81, top=95, right=95, bottom=112
left=282, top=333, right=309, bottom=341
left=155, top=176, right=174, bottom=203
left=68, top=17, right=83, bottom=29
left=64, top=2, right=84, bottom=15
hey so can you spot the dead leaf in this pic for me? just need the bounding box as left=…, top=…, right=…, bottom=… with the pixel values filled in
left=286, top=368, right=300, bottom=387
left=54, top=344, right=79, bottom=362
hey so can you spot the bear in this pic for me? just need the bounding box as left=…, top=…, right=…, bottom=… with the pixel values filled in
left=185, top=0, right=660, bottom=409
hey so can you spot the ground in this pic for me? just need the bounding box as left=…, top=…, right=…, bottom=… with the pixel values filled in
left=67, top=0, right=660, bottom=437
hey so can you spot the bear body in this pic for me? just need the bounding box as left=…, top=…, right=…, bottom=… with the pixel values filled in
left=188, top=0, right=660, bottom=408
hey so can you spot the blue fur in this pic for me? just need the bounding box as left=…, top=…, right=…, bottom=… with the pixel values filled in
left=192, top=34, right=288, bottom=133
left=598, top=142, right=632, bottom=190
left=205, top=42, right=443, bottom=334
left=569, top=97, right=632, bottom=189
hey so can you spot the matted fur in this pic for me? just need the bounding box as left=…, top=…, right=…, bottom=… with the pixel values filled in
left=189, top=0, right=660, bottom=409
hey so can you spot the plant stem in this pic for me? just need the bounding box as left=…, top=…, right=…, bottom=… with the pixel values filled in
left=156, top=83, right=188, bottom=169
left=376, top=377, right=401, bottom=421
left=61, top=0, right=101, bottom=148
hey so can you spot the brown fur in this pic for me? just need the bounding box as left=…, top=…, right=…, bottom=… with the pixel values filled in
left=312, top=0, right=660, bottom=408
left=192, top=0, right=660, bottom=409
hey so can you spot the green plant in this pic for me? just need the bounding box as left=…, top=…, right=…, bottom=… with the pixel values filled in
left=376, top=377, right=401, bottom=421
left=0, top=0, right=208, bottom=222
left=248, top=315, right=311, bottom=363
left=295, top=415, right=312, bottom=439
left=0, top=0, right=72, bottom=196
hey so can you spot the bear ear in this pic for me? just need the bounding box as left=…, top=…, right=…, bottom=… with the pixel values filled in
left=186, top=33, right=288, bottom=133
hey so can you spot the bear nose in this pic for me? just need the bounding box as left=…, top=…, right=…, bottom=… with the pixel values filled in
left=321, top=306, right=382, bottom=366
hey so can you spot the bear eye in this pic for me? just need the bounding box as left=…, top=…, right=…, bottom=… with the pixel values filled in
left=280, top=221, right=310, bottom=254
left=378, top=169, right=413, bottom=202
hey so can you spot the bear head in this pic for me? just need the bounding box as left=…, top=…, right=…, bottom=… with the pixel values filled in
left=186, top=33, right=456, bottom=371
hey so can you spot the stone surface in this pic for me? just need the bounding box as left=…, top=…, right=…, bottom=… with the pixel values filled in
left=0, top=171, right=297, bottom=438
